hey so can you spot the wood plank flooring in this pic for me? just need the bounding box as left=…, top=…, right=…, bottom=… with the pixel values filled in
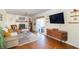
left=13, top=33, right=77, bottom=49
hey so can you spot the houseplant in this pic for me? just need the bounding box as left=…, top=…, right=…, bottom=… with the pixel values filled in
left=0, top=27, right=4, bottom=48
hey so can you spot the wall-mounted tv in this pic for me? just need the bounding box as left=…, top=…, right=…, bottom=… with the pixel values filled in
left=49, top=12, right=64, bottom=24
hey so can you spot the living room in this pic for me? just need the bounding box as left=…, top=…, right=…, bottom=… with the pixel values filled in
left=0, top=9, right=79, bottom=49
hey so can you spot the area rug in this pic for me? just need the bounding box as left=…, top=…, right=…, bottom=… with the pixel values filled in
left=18, top=32, right=37, bottom=46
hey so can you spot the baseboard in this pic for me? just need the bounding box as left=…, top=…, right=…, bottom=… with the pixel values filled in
left=41, top=33, right=78, bottom=48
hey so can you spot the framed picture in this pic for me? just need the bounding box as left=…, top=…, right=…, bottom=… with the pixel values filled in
left=19, top=17, right=25, bottom=20
left=0, top=14, right=3, bottom=21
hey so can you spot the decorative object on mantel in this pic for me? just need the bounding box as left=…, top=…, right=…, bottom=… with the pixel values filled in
left=70, top=9, right=79, bottom=20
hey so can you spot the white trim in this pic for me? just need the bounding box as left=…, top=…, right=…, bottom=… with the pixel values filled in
left=41, top=33, right=78, bottom=48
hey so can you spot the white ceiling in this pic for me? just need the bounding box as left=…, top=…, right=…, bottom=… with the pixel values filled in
left=5, top=9, right=50, bottom=16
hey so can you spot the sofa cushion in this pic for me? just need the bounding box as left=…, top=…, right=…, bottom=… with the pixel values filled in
left=4, top=32, right=11, bottom=37
left=11, top=32, right=18, bottom=36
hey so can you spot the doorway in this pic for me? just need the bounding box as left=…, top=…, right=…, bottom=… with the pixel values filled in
left=36, top=18, right=46, bottom=34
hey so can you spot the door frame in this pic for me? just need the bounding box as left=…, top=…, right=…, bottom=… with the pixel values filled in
left=35, top=17, right=46, bottom=34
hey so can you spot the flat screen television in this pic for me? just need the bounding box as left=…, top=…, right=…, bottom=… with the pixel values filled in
left=49, top=12, right=64, bottom=24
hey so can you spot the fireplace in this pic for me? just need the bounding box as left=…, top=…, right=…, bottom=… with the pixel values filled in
left=19, top=24, right=25, bottom=29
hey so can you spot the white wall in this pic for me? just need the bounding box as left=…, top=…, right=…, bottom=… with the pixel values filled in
left=33, top=9, right=69, bottom=30
left=6, top=14, right=29, bottom=29
left=0, top=10, right=30, bottom=30
left=33, top=9, right=79, bottom=48
left=0, top=9, right=7, bottom=28
left=1, top=9, right=79, bottom=48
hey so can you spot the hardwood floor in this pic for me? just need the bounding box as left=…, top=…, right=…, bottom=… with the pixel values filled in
left=13, top=33, right=77, bottom=49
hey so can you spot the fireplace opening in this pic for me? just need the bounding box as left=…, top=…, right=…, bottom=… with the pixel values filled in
left=19, top=24, right=25, bottom=29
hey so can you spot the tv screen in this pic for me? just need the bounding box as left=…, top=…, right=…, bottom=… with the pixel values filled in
left=49, top=12, right=64, bottom=24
